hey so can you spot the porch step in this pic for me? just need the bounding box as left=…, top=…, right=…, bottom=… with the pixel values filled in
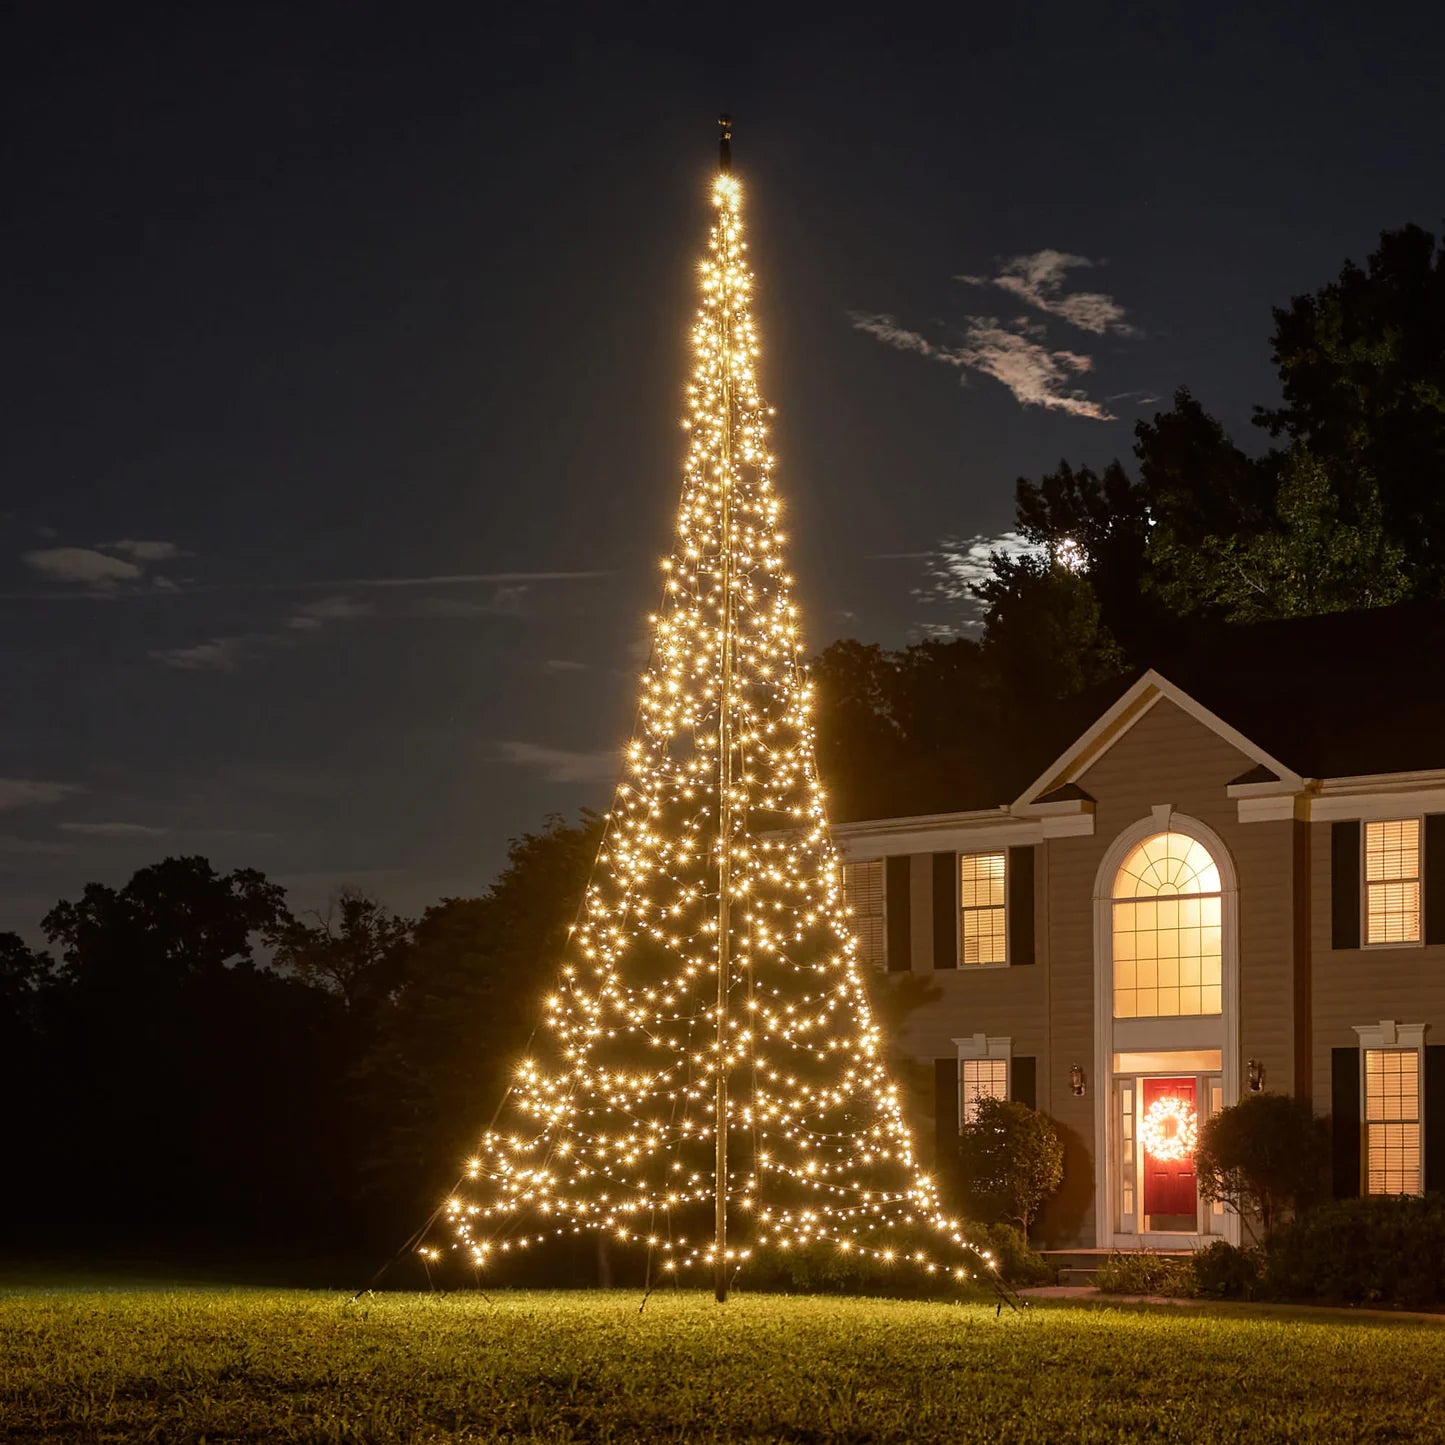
left=1057, top=1266, right=1099, bottom=1287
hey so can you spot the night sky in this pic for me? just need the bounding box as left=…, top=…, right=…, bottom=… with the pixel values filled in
left=4, top=3, right=1443, bottom=935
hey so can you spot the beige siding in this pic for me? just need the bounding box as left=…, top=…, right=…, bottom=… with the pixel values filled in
left=909, top=853, right=933, bottom=973
left=1309, top=820, right=1445, bottom=1111
left=1050, top=697, right=1297, bottom=1243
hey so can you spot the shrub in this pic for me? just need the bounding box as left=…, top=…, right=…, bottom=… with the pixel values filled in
left=1190, top=1240, right=1261, bottom=1299
left=1194, top=1092, right=1328, bottom=1239
left=955, top=1097, right=1065, bottom=1242
left=964, top=1221, right=1057, bottom=1287
left=1263, top=1194, right=1445, bottom=1307
left=1094, top=1250, right=1196, bottom=1297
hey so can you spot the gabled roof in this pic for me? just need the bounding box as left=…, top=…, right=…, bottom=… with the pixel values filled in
left=840, top=601, right=1445, bottom=828
left=1013, top=669, right=1305, bottom=810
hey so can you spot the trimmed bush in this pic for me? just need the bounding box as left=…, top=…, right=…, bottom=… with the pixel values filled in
left=955, top=1097, right=1065, bottom=1241
left=1194, top=1092, right=1328, bottom=1239
left=1263, top=1194, right=1445, bottom=1307
left=965, top=1221, right=1057, bottom=1287
left=1095, top=1250, right=1196, bottom=1297
left=1191, top=1240, right=1261, bottom=1299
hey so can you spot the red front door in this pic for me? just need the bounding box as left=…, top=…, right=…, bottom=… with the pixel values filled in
left=1142, top=1076, right=1197, bottom=1227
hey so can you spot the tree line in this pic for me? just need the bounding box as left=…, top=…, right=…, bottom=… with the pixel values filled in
left=5, top=222, right=1443, bottom=1266
left=1, top=822, right=599, bottom=1264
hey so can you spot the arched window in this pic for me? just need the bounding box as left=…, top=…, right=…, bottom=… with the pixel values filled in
left=1112, top=832, right=1222, bottom=1018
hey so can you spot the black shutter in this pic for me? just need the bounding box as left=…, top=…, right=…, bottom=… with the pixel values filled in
left=885, top=856, right=912, bottom=973
left=935, top=1057, right=959, bottom=1166
left=1426, top=1046, right=1445, bottom=1195
left=1008, top=845, right=1036, bottom=965
left=1330, top=822, right=1361, bottom=950
left=932, top=852, right=958, bottom=970
left=1331, top=1047, right=1361, bottom=1199
left=1425, top=817, right=1445, bottom=945
left=1012, top=1055, right=1037, bottom=1111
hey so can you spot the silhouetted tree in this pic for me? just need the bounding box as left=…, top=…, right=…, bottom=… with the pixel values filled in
left=1258, top=223, right=1445, bottom=591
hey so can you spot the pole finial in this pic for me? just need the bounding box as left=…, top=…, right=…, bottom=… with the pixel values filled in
left=718, top=113, right=733, bottom=173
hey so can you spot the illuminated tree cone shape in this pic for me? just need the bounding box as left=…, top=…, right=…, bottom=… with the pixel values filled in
left=441, top=130, right=987, bottom=1300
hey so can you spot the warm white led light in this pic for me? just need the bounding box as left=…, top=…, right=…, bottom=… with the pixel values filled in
left=440, top=163, right=984, bottom=1287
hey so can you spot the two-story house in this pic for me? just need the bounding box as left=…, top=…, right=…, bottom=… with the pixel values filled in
left=836, top=604, right=1445, bottom=1249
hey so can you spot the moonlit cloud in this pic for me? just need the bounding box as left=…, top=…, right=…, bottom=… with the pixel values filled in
left=496, top=741, right=619, bottom=784
left=59, top=821, right=169, bottom=838
left=957, top=250, right=1137, bottom=336
left=849, top=312, right=1114, bottom=420
left=103, top=540, right=186, bottom=561
left=0, top=778, right=84, bottom=810
left=150, top=634, right=264, bottom=671
left=912, top=530, right=1043, bottom=631
left=23, top=547, right=144, bottom=590
left=285, top=595, right=373, bottom=631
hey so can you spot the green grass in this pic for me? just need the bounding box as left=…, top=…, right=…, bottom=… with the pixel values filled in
left=2, top=1286, right=1443, bottom=1442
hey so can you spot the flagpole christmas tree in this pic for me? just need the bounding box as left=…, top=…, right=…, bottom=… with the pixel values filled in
left=438, top=119, right=986, bottom=1300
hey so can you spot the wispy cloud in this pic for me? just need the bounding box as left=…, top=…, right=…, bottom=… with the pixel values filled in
left=913, top=530, right=1042, bottom=631
left=849, top=312, right=1114, bottom=420
left=543, top=658, right=589, bottom=673
left=21, top=539, right=187, bottom=594
left=285, top=595, right=374, bottom=631
left=0, top=567, right=609, bottom=604
left=957, top=250, right=1137, bottom=336
left=103, top=539, right=186, bottom=562
left=23, top=547, right=144, bottom=590
left=496, top=741, right=619, bottom=784
left=151, top=633, right=266, bottom=671
left=59, top=821, right=169, bottom=838
left=0, top=778, right=83, bottom=810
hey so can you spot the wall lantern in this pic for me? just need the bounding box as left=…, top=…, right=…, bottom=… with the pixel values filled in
left=1069, top=1063, right=1086, bottom=1097
left=1247, top=1058, right=1266, bottom=1093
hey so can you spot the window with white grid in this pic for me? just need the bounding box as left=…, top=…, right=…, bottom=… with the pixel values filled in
left=1364, top=1048, right=1421, bottom=1195
left=961, top=1057, right=1008, bottom=1124
left=1111, top=831, right=1223, bottom=1018
left=960, top=852, right=1006, bottom=965
left=1364, top=819, right=1421, bottom=945
left=842, top=859, right=886, bottom=970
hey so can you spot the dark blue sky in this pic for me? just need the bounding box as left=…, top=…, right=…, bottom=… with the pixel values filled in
left=3, top=2, right=1442, bottom=934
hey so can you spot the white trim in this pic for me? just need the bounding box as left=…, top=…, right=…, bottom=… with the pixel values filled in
left=1092, top=813, right=1241, bottom=1249
left=834, top=816, right=1046, bottom=859
left=1311, top=789, right=1445, bottom=822
left=953, top=1032, right=1014, bottom=1060
left=1013, top=670, right=1304, bottom=811
left=1237, top=795, right=1309, bottom=824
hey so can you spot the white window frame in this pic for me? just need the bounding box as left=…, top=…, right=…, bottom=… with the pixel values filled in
left=958, top=850, right=1009, bottom=969
left=841, top=857, right=888, bottom=971
left=1361, top=817, right=1425, bottom=950
left=1353, top=1020, right=1428, bottom=1196
left=954, top=1033, right=1012, bottom=1124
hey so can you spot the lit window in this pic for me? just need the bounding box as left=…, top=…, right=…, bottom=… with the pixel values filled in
left=1364, top=1048, right=1421, bottom=1195
left=1364, top=820, right=1421, bottom=945
left=960, top=852, right=1006, bottom=964
left=842, top=859, right=886, bottom=970
left=1112, top=832, right=1222, bottom=1019
left=960, top=1057, right=1008, bottom=1123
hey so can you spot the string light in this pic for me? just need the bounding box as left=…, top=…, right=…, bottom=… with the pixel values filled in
left=433, top=160, right=988, bottom=1290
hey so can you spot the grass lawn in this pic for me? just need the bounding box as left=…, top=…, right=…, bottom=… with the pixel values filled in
left=2, top=1284, right=1443, bottom=1442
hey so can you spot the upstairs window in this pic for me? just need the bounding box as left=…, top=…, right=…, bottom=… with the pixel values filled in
left=842, top=858, right=886, bottom=970
left=1364, top=819, right=1421, bottom=945
left=959, top=852, right=1006, bottom=964
left=1364, top=1048, right=1421, bottom=1195
left=1112, top=831, right=1223, bottom=1018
